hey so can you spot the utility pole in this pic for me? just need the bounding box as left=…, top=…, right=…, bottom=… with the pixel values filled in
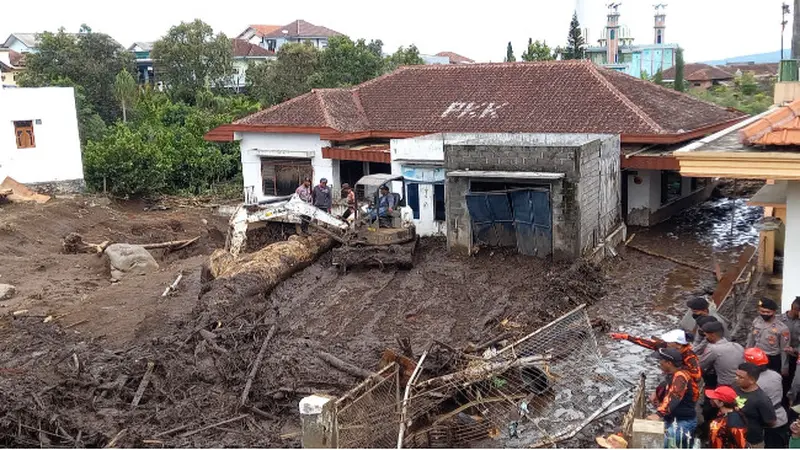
left=783, top=2, right=791, bottom=60
left=793, top=0, right=800, bottom=59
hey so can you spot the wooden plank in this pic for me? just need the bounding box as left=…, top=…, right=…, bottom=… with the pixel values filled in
left=712, top=245, right=757, bottom=307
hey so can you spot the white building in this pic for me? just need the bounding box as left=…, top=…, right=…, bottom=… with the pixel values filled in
left=0, top=87, right=84, bottom=190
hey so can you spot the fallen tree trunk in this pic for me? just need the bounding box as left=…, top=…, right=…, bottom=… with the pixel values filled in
left=201, top=234, right=334, bottom=303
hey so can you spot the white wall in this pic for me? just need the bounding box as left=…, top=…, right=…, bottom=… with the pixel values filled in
left=0, top=87, right=83, bottom=184
left=390, top=137, right=447, bottom=236
left=237, top=132, right=331, bottom=201
left=782, top=181, right=800, bottom=310
left=626, top=169, right=661, bottom=226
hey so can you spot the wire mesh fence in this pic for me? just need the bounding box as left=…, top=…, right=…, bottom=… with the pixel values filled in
left=335, top=362, right=401, bottom=448
left=403, top=305, right=632, bottom=448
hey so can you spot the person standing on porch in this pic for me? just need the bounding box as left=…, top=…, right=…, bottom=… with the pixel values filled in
left=747, top=298, right=791, bottom=376
left=312, top=178, right=332, bottom=213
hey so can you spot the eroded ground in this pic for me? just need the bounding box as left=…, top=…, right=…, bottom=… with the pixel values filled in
left=0, top=182, right=763, bottom=448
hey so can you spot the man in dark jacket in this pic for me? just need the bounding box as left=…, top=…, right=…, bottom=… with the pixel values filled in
left=312, top=178, right=332, bottom=213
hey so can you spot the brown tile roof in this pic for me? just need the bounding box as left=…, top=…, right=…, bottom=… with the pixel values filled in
left=739, top=99, right=800, bottom=146
left=248, top=25, right=282, bottom=37
left=662, top=63, right=734, bottom=82
left=213, top=60, right=747, bottom=144
left=8, top=49, right=23, bottom=67
left=435, top=51, right=475, bottom=64
left=725, top=63, right=779, bottom=78
left=232, top=39, right=274, bottom=58
left=262, top=20, right=343, bottom=39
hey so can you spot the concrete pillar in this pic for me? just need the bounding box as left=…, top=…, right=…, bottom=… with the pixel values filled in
left=300, top=394, right=338, bottom=448
left=631, top=418, right=665, bottom=448
left=782, top=181, right=800, bottom=310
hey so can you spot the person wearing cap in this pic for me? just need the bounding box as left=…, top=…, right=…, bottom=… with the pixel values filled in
left=700, top=321, right=745, bottom=388
left=705, top=386, right=748, bottom=448
left=698, top=320, right=744, bottom=443
left=735, top=362, right=778, bottom=448
left=687, top=316, right=725, bottom=356
left=340, top=183, right=356, bottom=220
left=646, top=347, right=698, bottom=447
left=747, top=297, right=791, bottom=376
left=685, top=297, right=729, bottom=346
left=610, top=329, right=701, bottom=396
left=312, top=178, right=332, bottom=213
left=744, top=347, right=790, bottom=448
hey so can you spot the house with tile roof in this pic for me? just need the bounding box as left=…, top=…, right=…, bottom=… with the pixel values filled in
left=128, top=42, right=155, bottom=85
left=3, top=33, right=41, bottom=54
left=435, top=51, right=475, bottom=64
left=228, top=39, right=276, bottom=92
left=0, top=49, right=24, bottom=87
left=662, top=63, right=735, bottom=90
left=206, top=59, right=746, bottom=234
left=236, top=20, right=343, bottom=53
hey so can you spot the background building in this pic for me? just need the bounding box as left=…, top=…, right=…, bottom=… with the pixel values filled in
left=585, top=4, right=678, bottom=78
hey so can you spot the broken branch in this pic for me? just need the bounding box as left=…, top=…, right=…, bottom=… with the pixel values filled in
left=161, top=273, right=184, bottom=297
left=317, top=351, right=375, bottom=379
left=178, top=414, right=249, bottom=439
left=131, top=361, right=155, bottom=408
left=240, top=324, right=277, bottom=406
left=142, top=236, right=200, bottom=250
left=104, top=428, right=127, bottom=448
left=627, top=244, right=714, bottom=273
left=414, top=355, right=549, bottom=390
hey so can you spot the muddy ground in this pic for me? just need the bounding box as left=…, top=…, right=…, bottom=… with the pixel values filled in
left=0, top=181, right=764, bottom=448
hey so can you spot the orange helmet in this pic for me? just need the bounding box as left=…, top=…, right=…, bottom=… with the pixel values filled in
left=744, top=347, right=769, bottom=366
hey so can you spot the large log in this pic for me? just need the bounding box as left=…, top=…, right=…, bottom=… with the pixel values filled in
left=201, top=234, right=334, bottom=303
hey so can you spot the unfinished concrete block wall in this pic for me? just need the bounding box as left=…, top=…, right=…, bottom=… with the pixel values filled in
left=577, top=136, right=622, bottom=254
left=443, top=144, right=581, bottom=259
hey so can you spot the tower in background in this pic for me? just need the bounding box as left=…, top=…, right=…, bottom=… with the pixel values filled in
left=605, top=3, right=622, bottom=64
left=654, top=4, right=667, bottom=45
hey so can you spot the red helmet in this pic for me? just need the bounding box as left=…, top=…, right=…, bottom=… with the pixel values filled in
left=744, top=347, right=769, bottom=366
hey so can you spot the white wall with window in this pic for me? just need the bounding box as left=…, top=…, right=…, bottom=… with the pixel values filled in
left=0, top=87, right=83, bottom=185
left=237, top=132, right=333, bottom=202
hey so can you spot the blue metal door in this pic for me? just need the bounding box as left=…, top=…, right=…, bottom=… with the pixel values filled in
left=509, top=189, right=552, bottom=257
left=465, top=192, right=516, bottom=247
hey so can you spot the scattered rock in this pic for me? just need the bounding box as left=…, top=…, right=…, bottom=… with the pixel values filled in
left=103, top=244, right=159, bottom=281
left=0, top=284, right=16, bottom=300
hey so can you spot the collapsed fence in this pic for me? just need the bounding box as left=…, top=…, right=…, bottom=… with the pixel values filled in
left=332, top=304, right=632, bottom=448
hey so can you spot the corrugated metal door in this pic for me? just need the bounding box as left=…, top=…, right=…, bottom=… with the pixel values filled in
left=509, top=189, right=552, bottom=257
left=465, top=193, right=515, bottom=247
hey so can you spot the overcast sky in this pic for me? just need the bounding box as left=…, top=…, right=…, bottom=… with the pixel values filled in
left=0, top=0, right=790, bottom=63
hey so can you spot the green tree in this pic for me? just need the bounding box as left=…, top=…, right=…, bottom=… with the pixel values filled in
left=314, top=36, right=384, bottom=86
left=653, top=69, right=664, bottom=85
left=18, top=28, right=134, bottom=123
left=114, top=69, right=138, bottom=122
left=247, top=42, right=321, bottom=107
left=674, top=47, right=685, bottom=92
left=505, top=42, right=515, bottom=62
left=151, top=19, right=233, bottom=102
left=384, top=44, right=425, bottom=72
left=563, top=11, right=586, bottom=60
left=521, top=39, right=554, bottom=61
left=735, top=71, right=759, bottom=95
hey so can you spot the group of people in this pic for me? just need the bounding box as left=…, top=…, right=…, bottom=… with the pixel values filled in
left=610, top=296, right=800, bottom=448
left=294, top=177, right=396, bottom=224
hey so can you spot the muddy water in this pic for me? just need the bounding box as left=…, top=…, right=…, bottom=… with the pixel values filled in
left=593, top=196, right=762, bottom=392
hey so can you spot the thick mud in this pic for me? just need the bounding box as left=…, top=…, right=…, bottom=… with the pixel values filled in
left=0, top=183, right=765, bottom=448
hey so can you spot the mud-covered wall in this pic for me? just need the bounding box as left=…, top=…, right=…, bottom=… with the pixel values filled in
left=443, top=144, right=581, bottom=259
